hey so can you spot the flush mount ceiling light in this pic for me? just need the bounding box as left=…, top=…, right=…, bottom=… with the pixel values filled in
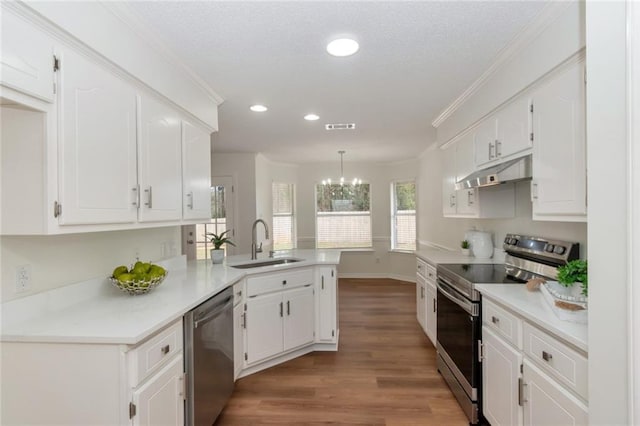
left=249, top=104, right=268, bottom=112
left=326, top=38, right=359, bottom=57
left=321, top=150, right=362, bottom=186
left=304, top=114, right=320, bottom=121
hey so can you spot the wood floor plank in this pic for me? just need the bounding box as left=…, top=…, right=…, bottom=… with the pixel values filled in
left=216, top=278, right=468, bottom=425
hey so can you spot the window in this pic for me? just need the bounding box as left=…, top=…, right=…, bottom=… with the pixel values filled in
left=272, top=182, right=296, bottom=250
left=316, top=183, right=372, bottom=248
left=196, top=185, right=229, bottom=259
left=391, top=180, right=416, bottom=251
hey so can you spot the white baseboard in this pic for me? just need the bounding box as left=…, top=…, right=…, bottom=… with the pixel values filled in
left=338, top=272, right=416, bottom=283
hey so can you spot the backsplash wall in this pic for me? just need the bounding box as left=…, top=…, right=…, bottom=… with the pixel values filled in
left=418, top=147, right=588, bottom=258
left=0, top=226, right=180, bottom=303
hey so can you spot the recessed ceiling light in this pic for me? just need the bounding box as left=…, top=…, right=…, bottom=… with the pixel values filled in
left=250, top=104, right=268, bottom=112
left=304, top=114, right=320, bottom=121
left=326, top=38, right=359, bottom=57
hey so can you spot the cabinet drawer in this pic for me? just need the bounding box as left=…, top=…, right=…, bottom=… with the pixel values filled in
left=247, top=268, right=313, bottom=297
left=523, top=322, right=588, bottom=400
left=425, top=264, right=437, bottom=283
left=233, top=280, right=244, bottom=306
left=416, top=258, right=427, bottom=277
left=483, top=299, right=522, bottom=349
left=128, top=320, right=183, bottom=386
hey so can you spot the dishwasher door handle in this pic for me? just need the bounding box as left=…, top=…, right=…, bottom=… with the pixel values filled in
left=194, top=296, right=233, bottom=328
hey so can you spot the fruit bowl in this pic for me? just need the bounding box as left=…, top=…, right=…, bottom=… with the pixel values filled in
left=109, top=272, right=167, bottom=295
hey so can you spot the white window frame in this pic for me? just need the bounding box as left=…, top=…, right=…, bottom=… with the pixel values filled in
left=314, top=182, right=373, bottom=249
left=390, top=179, right=417, bottom=252
left=272, top=182, right=297, bottom=250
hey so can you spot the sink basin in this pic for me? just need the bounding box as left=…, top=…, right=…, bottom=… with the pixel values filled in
left=230, top=258, right=304, bottom=269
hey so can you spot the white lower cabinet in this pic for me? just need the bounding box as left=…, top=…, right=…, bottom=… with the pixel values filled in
left=233, top=297, right=245, bottom=380
left=481, top=298, right=588, bottom=426
left=425, top=280, right=437, bottom=346
left=416, top=272, right=426, bottom=331
left=417, top=258, right=437, bottom=346
left=131, top=354, right=185, bottom=426
left=316, top=266, right=337, bottom=342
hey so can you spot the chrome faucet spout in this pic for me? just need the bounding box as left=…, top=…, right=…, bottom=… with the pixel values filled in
left=251, top=219, right=270, bottom=260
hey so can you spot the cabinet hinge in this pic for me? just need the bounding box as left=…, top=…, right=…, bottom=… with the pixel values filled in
left=129, top=402, right=136, bottom=419
left=529, top=132, right=534, bottom=142
left=244, top=352, right=248, bottom=361
left=529, top=103, right=534, bottom=113
left=53, top=55, right=60, bottom=72
left=520, top=363, right=524, bottom=374
left=231, top=185, right=235, bottom=193
left=477, top=340, right=484, bottom=362
left=181, top=373, right=188, bottom=400
left=331, top=269, right=334, bottom=277
left=332, top=330, right=335, bottom=337
left=53, top=201, right=62, bottom=218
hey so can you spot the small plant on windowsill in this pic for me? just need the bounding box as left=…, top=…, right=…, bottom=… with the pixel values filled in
left=461, top=240, right=471, bottom=256
left=205, top=231, right=235, bottom=264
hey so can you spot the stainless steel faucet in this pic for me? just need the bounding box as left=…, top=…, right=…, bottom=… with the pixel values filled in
left=251, top=219, right=270, bottom=260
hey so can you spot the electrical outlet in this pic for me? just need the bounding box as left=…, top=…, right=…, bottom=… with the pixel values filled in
left=15, top=264, right=32, bottom=293
left=375, top=257, right=381, bottom=264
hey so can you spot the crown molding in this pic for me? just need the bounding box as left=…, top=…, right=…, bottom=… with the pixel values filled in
left=100, top=2, right=224, bottom=106
left=430, top=1, right=574, bottom=129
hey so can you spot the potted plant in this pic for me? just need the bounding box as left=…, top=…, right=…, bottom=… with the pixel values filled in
left=461, top=239, right=471, bottom=256
left=556, top=259, right=588, bottom=297
left=205, top=231, right=235, bottom=264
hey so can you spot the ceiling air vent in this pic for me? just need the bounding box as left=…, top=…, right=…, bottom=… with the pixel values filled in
left=325, top=123, right=356, bottom=130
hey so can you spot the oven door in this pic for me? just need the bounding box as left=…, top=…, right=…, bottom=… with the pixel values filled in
left=436, top=278, right=481, bottom=400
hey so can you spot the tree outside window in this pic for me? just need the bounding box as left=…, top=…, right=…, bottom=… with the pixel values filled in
left=316, top=183, right=372, bottom=248
left=391, top=180, right=416, bottom=251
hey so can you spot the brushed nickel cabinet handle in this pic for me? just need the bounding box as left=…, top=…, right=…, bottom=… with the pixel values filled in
left=161, top=344, right=170, bottom=355
left=144, top=186, right=153, bottom=208
left=542, top=351, right=553, bottom=362
left=491, top=316, right=500, bottom=324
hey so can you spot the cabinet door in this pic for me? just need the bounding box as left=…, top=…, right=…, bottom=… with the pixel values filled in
left=474, top=118, right=498, bottom=166
left=284, top=285, right=315, bottom=351
left=245, top=292, right=283, bottom=364
left=455, top=132, right=475, bottom=182
left=425, top=282, right=437, bottom=346
left=316, top=267, right=337, bottom=342
left=442, top=144, right=457, bottom=216
left=233, top=302, right=244, bottom=380
left=496, top=96, right=532, bottom=159
left=482, top=327, right=523, bottom=426
left=522, top=359, right=588, bottom=426
left=1, top=8, right=55, bottom=102
left=58, top=49, right=138, bottom=225
left=182, top=121, right=211, bottom=220
left=138, top=96, right=182, bottom=222
left=416, top=275, right=426, bottom=331
left=531, top=61, right=586, bottom=220
left=132, top=354, right=185, bottom=426
left=456, top=188, right=478, bottom=216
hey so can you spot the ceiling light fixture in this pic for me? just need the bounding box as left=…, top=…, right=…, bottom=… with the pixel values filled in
left=304, top=114, right=320, bottom=121
left=322, top=150, right=362, bottom=186
left=250, top=104, right=268, bottom=112
left=326, top=38, right=359, bottom=57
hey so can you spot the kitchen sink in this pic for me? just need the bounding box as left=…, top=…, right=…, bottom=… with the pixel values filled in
left=230, top=258, right=304, bottom=269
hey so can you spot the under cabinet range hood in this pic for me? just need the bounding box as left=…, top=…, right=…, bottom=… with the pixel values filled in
left=455, top=155, right=532, bottom=190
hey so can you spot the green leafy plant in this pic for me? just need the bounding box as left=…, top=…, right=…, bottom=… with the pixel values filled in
left=461, top=240, right=470, bottom=249
left=205, top=231, right=236, bottom=250
left=556, top=259, right=588, bottom=296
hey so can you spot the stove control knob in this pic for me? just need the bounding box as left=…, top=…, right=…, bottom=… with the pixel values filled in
left=504, top=237, right=511, bottom=244
left=545, top=244, right=555, bottom=253
left=554, top=246, right=566, bottom=255
left=510, top=238, right=519, bottom=245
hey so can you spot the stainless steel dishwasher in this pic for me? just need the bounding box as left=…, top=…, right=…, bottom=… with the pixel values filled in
left=184, top=286, right=234, bottom=425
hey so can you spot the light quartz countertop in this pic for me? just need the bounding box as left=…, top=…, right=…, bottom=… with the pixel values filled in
left=1, top=249, right=341, bottom=345
left=476, top=283, right=588, bottom=353
left=416, top=247, right=504, bottom=266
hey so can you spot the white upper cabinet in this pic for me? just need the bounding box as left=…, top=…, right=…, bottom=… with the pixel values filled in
left=182, top=120, right=211, bottom=221
left=531, top=60, right=586, bottom=221
left=475, top=97, right=532, bottom=167
left=58, top=48, right=138, bottom=225
left=442, top=144, right=458, bottom=216
left=138, top=96, right=183, bottom=223
left=1, top=7, right=55, bottom=102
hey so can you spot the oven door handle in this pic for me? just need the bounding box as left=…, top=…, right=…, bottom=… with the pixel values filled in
left=437, top=279, right=476, bottom=316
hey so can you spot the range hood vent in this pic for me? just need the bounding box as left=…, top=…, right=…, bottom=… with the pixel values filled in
left=455, top=155, right=532, bottom=190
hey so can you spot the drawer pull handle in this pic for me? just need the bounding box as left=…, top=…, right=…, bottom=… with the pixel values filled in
left=491, top=316, right=500, bottom=324
left=161, top=345, right=170, bottom=355
left=282, top=280, right=287, bottom=285
left=542, top=351, right=553, bottom=361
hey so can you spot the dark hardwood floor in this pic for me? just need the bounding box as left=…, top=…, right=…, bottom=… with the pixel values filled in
left=216, top=278, right=467, bottom=425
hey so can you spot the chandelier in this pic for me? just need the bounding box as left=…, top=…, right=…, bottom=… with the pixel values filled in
left=322, top=150, right=362, bottom=186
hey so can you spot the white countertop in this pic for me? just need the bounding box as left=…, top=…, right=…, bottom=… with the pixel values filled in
left=1, top=249, right=341, bottom=345
left=416, top=247, right=504, bottom=266
left=476, top=284, right=588, bottom=353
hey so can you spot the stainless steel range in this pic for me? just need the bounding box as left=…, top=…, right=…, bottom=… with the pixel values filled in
left=435, top=233, right=579, bottom=425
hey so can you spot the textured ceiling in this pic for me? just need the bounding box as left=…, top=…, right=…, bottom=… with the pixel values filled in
left=127, top=1, right=546, bottom=163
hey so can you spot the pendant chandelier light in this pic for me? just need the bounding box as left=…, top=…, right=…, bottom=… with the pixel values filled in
left=322, top=150, right=362, bottom=186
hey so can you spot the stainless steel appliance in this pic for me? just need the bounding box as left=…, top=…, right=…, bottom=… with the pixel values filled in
left=184, top=287, right=234, bottom=425
left=436, top=234, right=579, bottom=425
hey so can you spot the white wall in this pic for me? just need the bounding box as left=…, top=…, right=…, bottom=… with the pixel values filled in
left=417, top=144, right=587, bottom=256
left=586, top=1, right=629, bottom=424
left=0, top=227, right=180, bottom=303
left=211, top=152, right=257, bottom=255
left=254, top=153, right=273, bottom=249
